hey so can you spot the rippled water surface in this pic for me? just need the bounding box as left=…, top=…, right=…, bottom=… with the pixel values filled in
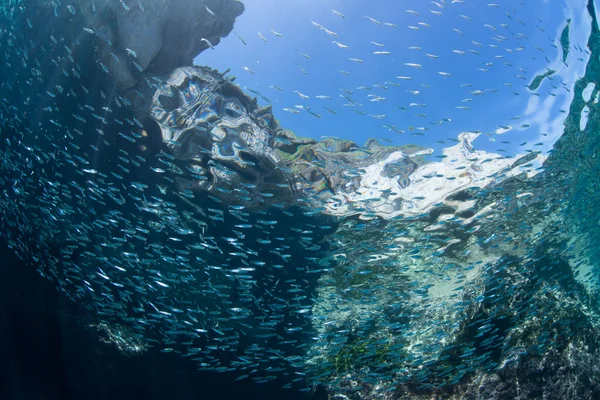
left=0, top=1, right=599, bottom=399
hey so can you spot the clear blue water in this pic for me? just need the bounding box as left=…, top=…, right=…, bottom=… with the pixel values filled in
left=0, top=1, right=598, bottom=399
left=199, top=0, right=592, bottom=156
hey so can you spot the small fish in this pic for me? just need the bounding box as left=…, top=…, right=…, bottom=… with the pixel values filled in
left=258, top=31, right=267, bottom=42
left=332, top=9, right=345, bottom=18
left=293, top=91, right=309, bottom=99
left=311, top=21, right=324, bottom=29
left=332, top=41, right=348, bottom=49
left=132, top=61, right=143, bottom=72
left=366, top=16, right=381, bottom=25
left=243, top=66, right=256, bottom=75
left=125, top=48, right=138, bottom=57
left=234, top=32, right=246, bottom=45
left=269, top=27, right=283, bottom=37
left=200, top=38, right=214, bottom=49
left=205, top=5, right=215, bottom=16
left=296, top=51, right=311, bottom=59
left=245, top=87, right=271, bottom=103
left=297, top=64, right=308, bottom=75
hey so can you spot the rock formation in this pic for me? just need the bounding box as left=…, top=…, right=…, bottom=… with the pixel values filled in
left=14, top=0, right=243, bottom=91
left=80, top=0, right=244, bottom=90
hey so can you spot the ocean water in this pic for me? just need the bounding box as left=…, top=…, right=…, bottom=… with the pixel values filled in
left=0, top=1, right=599, bottom=399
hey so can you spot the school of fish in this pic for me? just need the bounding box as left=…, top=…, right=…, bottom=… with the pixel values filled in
left=0, top=0, right=599, bottom=399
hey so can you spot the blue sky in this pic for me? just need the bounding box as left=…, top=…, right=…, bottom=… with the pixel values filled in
left=196, top=0, right=592, bottom=157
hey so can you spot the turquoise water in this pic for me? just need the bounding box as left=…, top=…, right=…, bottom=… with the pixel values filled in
left=0, top=1, right=599, bottom=399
